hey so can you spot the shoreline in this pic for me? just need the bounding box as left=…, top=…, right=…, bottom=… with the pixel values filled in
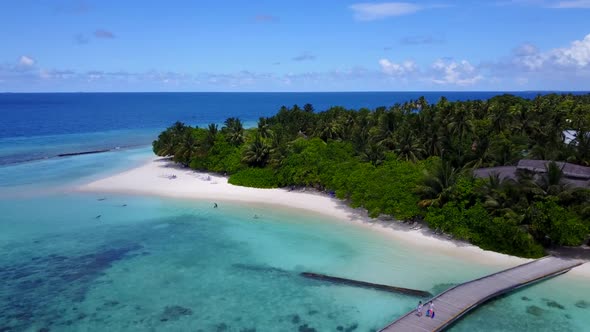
left=77, top=157, right=590, bottom=278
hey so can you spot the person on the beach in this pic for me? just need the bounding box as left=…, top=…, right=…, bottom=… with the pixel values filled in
left=416, top=301, right=423, bottom=317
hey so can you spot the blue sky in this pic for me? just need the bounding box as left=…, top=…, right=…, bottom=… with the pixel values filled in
left=1, top=0, right=589, bottom=92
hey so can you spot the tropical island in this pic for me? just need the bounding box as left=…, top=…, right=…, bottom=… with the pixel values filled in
left=152, top=93, right=590, bottom=258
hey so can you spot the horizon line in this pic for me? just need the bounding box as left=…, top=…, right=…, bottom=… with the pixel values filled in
left=2, top=90, right=590, bottom=94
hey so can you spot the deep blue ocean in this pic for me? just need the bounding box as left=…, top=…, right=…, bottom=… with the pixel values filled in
left=1, top=92, right=589, bottom=331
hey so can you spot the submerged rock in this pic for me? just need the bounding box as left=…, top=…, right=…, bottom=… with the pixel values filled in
left=291, top=314, right=301, bottom=324
left=521, top=296, right=531, bottom=301
left=103, top=300, right=119, bottom=307
left=215, top=323, right=228, bottom=331
left=545, top=300, right=565, bottom=310
left=239, top=328, right=256, bottom=332
left=231, top=263, right=292, bottom=277
left=298, top=324, right=316, bottom=332
left=575, top=300, right=589, bottom=309
left=526, top=305, right=546, bottom=317
left=307, top=310, right=318, bottom=315
left=344, top=323, right=359, bottom=332
left=160, top=305, right=193, bottom=322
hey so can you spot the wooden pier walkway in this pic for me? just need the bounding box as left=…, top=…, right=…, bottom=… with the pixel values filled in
left=380, top=256, right=584, bottom=332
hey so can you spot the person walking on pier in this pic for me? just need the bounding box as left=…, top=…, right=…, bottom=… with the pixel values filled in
left=416, top=301, right=423, bottom=317
left=426, top=301, right=434, bottom=317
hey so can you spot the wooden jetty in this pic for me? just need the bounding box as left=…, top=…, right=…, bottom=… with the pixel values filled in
left=57, top=149, right=111, bottom=157
left=301, top=272, right=431, bottom=297
left=380, top=256, right=584, bottom=332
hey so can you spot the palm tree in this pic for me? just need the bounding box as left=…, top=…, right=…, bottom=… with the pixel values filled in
left=515, top=168, right=544, bottom=199
left=570, top=131, right=590, bottom=166
left=257, top=117, right=272, bottom=139
left=479, top=172, right=520, bottom=218
left=351, top=116, right=371, bottom=154
left=242, top=135, right=270, bottom=167
left=268, top=129, right=287, bottom=168
left=374, top=111, right=400, bottom=150
left=447, top=106, right=475, bottom=150
left=489, top=105, right=512, bottom=134
left=415, top=160, right=461, bottom=207
left=516, top=162, right=573, bottom=200
left=529, top=143, right=560, bottom=161
left=318, top=119, right=342, bottom=142
left=536, top=161, right=572, bottom=197
left=205, top=123, right=218, bottom=149
left=170, top=121, right=187, bottom=136
left=361, top=142, right=386, bottom=166
left=174, top=129, right=199, bottom=165
left=338, top=113, right=356, bottom=141
left=153, top=121, right=189, bottom=156
left=394, top=129, right=424, bottom=162
left=416, top=96, right=429, bottom=111
left=223, top=117, right=244, bottom=146
left=153, top=131, right=175, bottom=156
left=466, top=136, right=495, bottom=169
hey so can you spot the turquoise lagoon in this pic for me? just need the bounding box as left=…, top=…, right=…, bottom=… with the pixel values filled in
left=1, top=147, right=589, bottom=332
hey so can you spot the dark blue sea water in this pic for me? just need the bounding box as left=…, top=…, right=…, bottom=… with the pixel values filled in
left=1, top=91, right=583, bottom=165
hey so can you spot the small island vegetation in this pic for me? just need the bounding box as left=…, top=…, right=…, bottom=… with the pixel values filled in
left=153, top=94, right=590, bottom=258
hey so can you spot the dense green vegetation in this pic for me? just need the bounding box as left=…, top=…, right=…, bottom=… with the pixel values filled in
left=153, top=94, right=590, bottom=258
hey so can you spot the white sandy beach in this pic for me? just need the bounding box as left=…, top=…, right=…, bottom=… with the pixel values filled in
left=78, top=157, right=590, bottom=277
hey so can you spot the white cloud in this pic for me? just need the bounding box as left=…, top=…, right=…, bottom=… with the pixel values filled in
left=512, top=33, right=590, bottom=70
left=39, top=69, right=51, bottom=79
left=19, top=55, right=35, bottom=67
left=40, top=69, right=76, bottom=80
left=201, top=71, right=276, bottom=87
left=379, top=58, right=417, bottom=76
left=431, top=59, right=483, bottom=86
left=512, top=44, right=543, bottom=69
left=349, top=2, right=422, bottom=21
left=552, top=33, right=590, bottom=66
